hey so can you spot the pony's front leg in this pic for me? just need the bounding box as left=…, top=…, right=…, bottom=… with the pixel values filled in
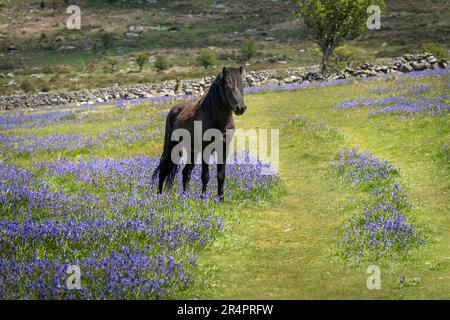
left=201, top=161, right=210, bottom=194
left=217, top=163, right=225, bottom=201
left=217, top=138, right=228, bottom=202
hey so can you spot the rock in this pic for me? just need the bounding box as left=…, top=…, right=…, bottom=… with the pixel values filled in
left=260, top=78, right=279, bottom=87
left=82, top=42, right=94, bottom=53
left=123, top=31, right=140, bottom=39
left=8, top=44, right=17, bottom=52
left=210, top=3, right=225, bottom=9
left=282, top=75, right=301, bottom=84
left=7, top=72, right=14, bottom=78
left=403, top=54, right=413, bottom=61
left=438, top=60, right=448, bottom=69
left=399, top=63, right=414, bottom=73
left=59, top=45, right=77, bottom=53
left=411, top=62, right=427, bottom=71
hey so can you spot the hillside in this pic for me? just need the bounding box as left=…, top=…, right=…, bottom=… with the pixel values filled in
left=0, top=0, right=449, bottom=95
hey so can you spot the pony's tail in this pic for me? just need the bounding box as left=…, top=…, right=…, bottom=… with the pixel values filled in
left=152, top=113, right=178, bottom=190
left=152, top=155, right=179, bottom=190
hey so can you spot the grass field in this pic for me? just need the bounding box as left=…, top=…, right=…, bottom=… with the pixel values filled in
left=191, top=70, right=450, bottom=299
left=0, top=69, right=449, bottom=299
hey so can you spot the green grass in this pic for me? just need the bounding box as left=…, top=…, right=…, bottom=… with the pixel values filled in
left=188, top=75, right=450, bottom=299
left=1, top=71, right=449, bottom=299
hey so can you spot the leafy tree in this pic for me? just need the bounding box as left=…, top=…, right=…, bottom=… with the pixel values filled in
left=240, top=39, right=257, bottom=61
left=296, top=0, right=385, bottom=73
left=154, top=55, right=169, bottom=72
left=197, top=49, right=219, bottom=69
left=136, top=53, right=148, bottom=72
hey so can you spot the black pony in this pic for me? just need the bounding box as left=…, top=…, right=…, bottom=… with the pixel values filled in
left=153, top=67, right=247, bottom=201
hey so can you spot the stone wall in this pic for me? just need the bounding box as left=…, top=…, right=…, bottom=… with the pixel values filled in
left=0, top=53, right=447, bottom=110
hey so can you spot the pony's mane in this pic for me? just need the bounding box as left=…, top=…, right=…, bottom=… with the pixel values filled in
left=198, top=68, right=243, bottom=111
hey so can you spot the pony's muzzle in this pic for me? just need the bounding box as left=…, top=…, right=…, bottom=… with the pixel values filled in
left=235, top=104, right=246, bottom=115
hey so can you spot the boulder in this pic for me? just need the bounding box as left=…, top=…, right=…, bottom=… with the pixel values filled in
left=399, top=63, right=414, bottom=73
left=260, top=78, right=279, bottom=87
left=8, top=44, right=17, bottom=52
left=82, top=42, right=94, bottom=53
left=59, top=45, right=77, bottom=53
left=438, top=60, right=448, bottom=69
left=123, top=31, right=140, bottom=39
left=411, top=62, right=427, bottom=71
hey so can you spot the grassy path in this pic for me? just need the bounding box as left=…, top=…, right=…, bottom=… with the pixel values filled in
left=192, top=79, right=450, bottom=299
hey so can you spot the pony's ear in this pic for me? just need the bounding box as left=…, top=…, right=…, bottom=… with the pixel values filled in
left=239, top=65, right=244, bottom=74
left=222, top=67, right=227, bottom=76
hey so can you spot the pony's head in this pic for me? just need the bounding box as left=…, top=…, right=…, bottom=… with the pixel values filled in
left=217, top=66, right=247, bottom=115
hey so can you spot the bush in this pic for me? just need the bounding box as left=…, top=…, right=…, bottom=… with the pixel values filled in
left=20, top=80, right=34, bottom=93
left=136, top=53, right=148, bottom=72
left=197, top=49, right=218, bottom=69
left=240, top=39, right=257, bottom=61
left=420, top=43, right=448, bottom=59
left=331, top=44, right=375, bottom=71
left=101, top=33, right=114, bottom=49
left=154, top=55, right=168, bottom=72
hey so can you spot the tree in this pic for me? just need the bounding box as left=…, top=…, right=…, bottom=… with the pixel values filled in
left=154, top=55, right=169, bottom=72
left=297, top=0, right=385, bottom=74
left=136, top=53, right=148, bottom=72
left=197, top=49, right=218, bottom=69
left=240, top=39, right=257, bottom=61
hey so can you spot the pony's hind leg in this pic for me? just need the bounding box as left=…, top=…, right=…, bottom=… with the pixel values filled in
left=182, top=162, right=194, bottom=192
left=157, top=156, right=170, bottom=194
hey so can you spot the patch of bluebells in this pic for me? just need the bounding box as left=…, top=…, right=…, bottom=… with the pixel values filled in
left=0, top=95, right=184, bottom=131
left=369, top=96, right=449, bottom=116
left=0, top=124, right=161, bottom=156
left=369, top=84, right=431, bottom=95
left=334, top=69, right=449, bottom=117
left=332, top=146, right=399, bottom=186
left=332, top=147, right=423, bottom=260
left=0, top=154, right=278, bottom=299
left=0, top=110, right=78, bottom=130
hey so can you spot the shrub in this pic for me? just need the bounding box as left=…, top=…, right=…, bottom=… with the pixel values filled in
left=330, top=44, right=375, bottom=71
left=154, top=55, right=169, bottom=72
left=136, top=53, right=148, bottom=72
left=101, top=33, right=114, bottom=49
left=20, top=80, right=35, bottom=93
left=420, top=42, right=448, bottom=59
left=240, top=39, right=257, bottom=61
left=197, top=49, right=218, bottom=69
